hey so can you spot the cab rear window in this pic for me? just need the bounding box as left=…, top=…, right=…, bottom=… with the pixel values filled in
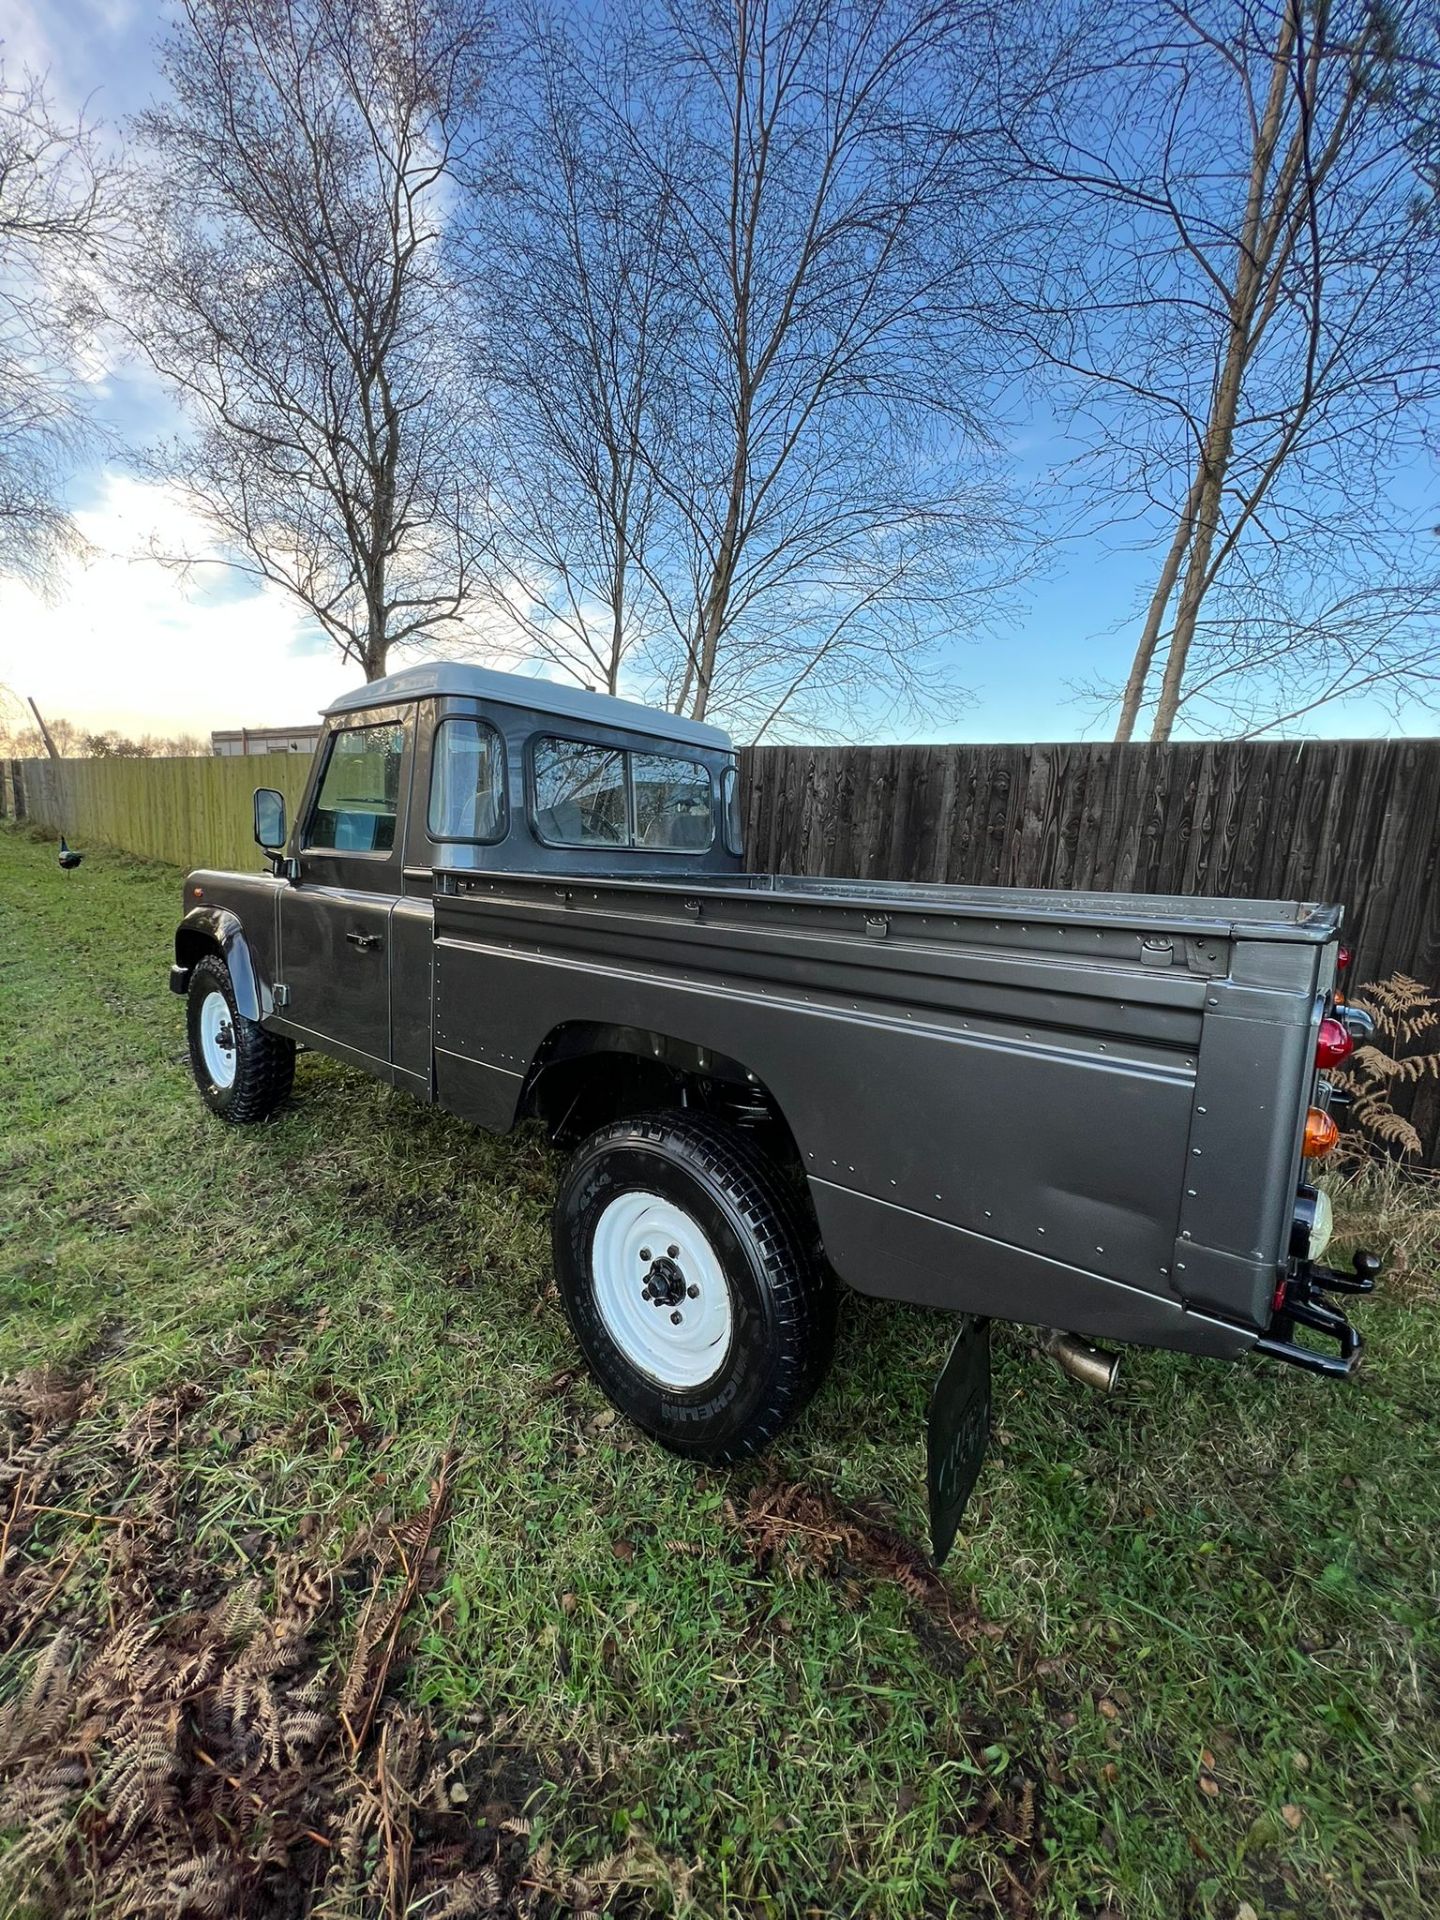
left=633, top=753, right=713, bottom=850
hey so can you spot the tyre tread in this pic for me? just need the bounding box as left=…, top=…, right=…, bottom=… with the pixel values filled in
left=557, top=1110, right=836, bottom=1463
left=187, top=953, right=295, bottom=1125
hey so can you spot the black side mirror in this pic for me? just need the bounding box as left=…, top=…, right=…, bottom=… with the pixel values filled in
left=253, top=787, right=287, bottom=852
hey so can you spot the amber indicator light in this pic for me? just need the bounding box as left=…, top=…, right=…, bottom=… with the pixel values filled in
left=1302, top=1107, right=1340, bottom=1158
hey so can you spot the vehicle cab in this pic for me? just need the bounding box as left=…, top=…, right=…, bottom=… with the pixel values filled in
left=289, top=661, right=745, bottom=886
left=214, top=664, right=743, bottom=1097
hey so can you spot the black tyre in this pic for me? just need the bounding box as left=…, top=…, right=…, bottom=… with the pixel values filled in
left=551, top=1111, right=836, bottom=1462
left=186, top=953, right=295, bottom=1124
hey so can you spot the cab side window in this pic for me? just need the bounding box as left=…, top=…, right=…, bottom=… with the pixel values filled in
left=305, top=722, right=405, bottom=853
left=429, top=718, right=506, bottom=843
left=532, top=738, right=629, bottom=846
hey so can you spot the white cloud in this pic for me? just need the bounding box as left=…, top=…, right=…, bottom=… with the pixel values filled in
left=0, top=472, right=362, bottom=739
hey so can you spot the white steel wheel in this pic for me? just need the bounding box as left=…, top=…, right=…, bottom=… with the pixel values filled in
left=198, top=988, right=238, bottom=1089
left=590, top=1189, right=733, bottom=1389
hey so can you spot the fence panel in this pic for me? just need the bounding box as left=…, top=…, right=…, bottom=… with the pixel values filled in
left=7, top=753, right=315, bottom=874
left=738, top=737, right=1440, bottom=985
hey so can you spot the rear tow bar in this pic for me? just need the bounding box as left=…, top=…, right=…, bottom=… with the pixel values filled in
left=1255, top=1249, right=1380, bottom=1377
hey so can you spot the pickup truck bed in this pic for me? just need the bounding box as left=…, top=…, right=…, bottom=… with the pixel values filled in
left=430, top=865, right=1339, bottom=1358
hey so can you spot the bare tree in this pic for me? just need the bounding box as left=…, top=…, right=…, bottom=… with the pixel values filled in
left=638, top=0, right=1030, bottom=734
left=1012, top=0, right=1440, bottom=740
left=0, top=64, right=113, bottom=592
left=122, top=0, right=490, bottom=681
left=464, top=0, right=1033, bottom=738
left=0, top=686, right=80, bottom=758
left=461, top=12, right=687, bottom=695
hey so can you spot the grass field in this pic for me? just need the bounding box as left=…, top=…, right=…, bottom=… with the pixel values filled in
left=1, top=826, right=1436, bottom=1919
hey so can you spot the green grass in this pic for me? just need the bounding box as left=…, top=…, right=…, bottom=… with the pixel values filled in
left=1, top=825, right=1437, bottom=1919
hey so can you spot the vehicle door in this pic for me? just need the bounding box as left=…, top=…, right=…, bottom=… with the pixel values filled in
left=278, top=708, right=411, bottom=1073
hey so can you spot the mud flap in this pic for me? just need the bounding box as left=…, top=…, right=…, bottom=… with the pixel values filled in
left=926, top=1315, right=992, bottom=1566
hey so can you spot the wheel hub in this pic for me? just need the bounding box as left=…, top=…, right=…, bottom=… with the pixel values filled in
left=642, top=1255, right=687, bottom=1308
left=198, top=989, right=239, bottom=1090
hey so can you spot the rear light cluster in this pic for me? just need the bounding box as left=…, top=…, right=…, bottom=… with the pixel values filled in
left=1304, top=943, right=1357, bottom=1160
left=1315, top=1016, right=1353, bottom=1069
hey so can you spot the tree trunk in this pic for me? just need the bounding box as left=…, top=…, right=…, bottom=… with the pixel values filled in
left=606, top=551, right=625, bottom=695
left=1150, top=438, right=1231, bottom=739
left=691, top=490, right=742, bottom=722
left=362, top=609, right=387, bottom=681
left=1114, top=469, right=1204, bottom=741
left=1145, top=3, right=1298, bottom=741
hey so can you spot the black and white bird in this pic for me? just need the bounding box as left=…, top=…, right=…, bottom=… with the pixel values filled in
left=57, top=836, right=83, bottom=872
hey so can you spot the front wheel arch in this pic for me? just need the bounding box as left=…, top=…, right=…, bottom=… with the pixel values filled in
left=175, top=908, right=262, bottom=1020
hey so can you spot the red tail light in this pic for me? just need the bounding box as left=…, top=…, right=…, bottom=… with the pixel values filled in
left=1316, top=1016, right=1353, bottom=1069
left=1336, top=942, right=1353, bottom=976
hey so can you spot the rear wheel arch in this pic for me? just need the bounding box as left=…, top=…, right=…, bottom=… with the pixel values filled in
left=517, top=1021, right=802, bottom=1165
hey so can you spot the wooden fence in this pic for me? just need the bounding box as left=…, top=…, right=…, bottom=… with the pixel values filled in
left=738, top=737, right=1440, bottom=990
left=737, top=737, right=1440, bottom=1164
left=8, top=737, right=1438, bottom=983
left=2, top=753, right=314, bottom=875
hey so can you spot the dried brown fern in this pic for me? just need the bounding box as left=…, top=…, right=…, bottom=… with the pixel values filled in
left=1334, top=973, right=1440, bottom=1161
left=0, top=1387, right=536, bottom=1920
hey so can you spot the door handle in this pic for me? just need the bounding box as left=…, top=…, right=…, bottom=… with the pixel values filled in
left=346, top=929, right=383, bottom=951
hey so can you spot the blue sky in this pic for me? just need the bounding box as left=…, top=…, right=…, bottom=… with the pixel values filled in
left=2, top=0, right=1434, bottom=745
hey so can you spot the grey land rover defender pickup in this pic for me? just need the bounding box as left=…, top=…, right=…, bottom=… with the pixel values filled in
left=171, top=664, right=1377, bottom=1550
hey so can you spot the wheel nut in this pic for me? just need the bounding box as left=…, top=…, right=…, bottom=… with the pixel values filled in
left=687, top=1284, right=699, bottom=1298
left=670, top=1310, right=682, bottom=1325
left=641, top=1286, right=652, bottom=1300
left=667, top=1244, right=679, bottom=1258
left=639, top=1247, right=651, bottom=1261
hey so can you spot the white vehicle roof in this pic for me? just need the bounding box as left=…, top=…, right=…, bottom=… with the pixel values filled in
left=324, top=661, right=732, bottom=750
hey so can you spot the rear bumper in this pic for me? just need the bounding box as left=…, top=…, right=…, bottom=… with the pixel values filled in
left=1254, top=1188, right=1379, bottom=1377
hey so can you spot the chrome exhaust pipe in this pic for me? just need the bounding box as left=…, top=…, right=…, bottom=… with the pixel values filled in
left=1043, top=1330, right=1120, bottom=1393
